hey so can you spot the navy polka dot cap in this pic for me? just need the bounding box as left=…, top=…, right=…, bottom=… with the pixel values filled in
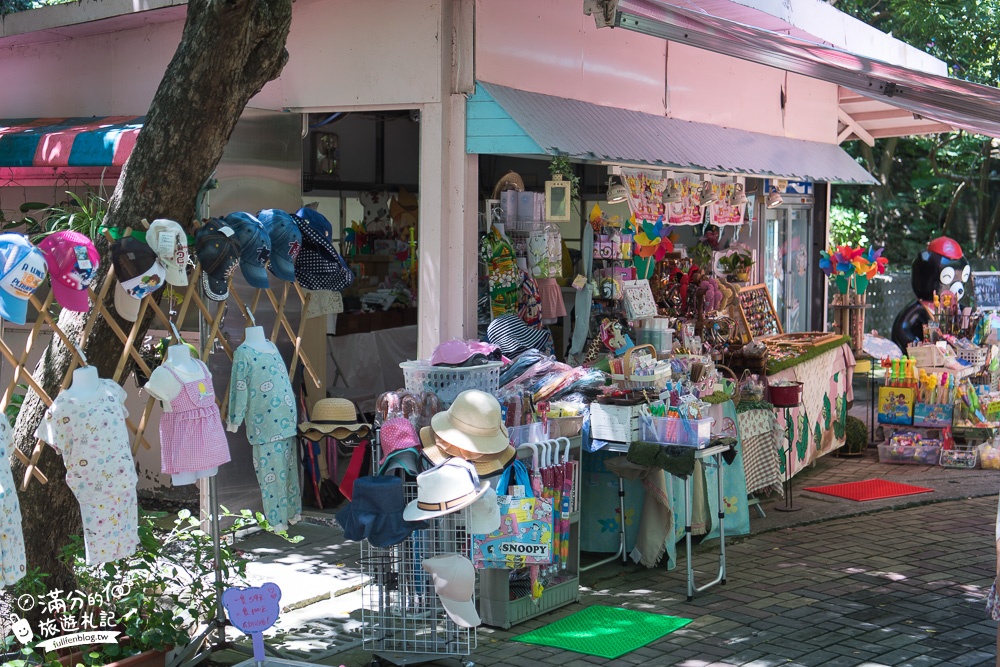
left=292, top=207, right=355, bottom=292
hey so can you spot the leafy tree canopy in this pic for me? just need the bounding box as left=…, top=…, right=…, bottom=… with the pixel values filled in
left=834, top=0, right=1000, bottom=264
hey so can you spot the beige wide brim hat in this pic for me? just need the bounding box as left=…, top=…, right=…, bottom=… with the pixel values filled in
left=299, top=398, right=370, bottom=440
left=420, top=427, right=515, bottom=477
left=429, top=390, right=511, bottom=456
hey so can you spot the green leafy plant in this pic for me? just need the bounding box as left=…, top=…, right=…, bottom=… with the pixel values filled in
left=548, top=155, right=580, bottom=201
left=688, top=242, right=714, bottom=269
left=2, top=191, right=107, bottom=243
left=6, top=383, right=28, bottom=428
left=8, top=508, right=300, bottom=667
left=719, top=246, right=753, bottom=276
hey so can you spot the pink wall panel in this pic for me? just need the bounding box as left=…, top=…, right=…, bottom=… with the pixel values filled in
left=783, top=73, right=838, bottom=143
left=476, top=0, right=667, bottom=115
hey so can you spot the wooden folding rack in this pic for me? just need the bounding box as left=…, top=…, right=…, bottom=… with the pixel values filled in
left=4, top=221, right=321, bottom=491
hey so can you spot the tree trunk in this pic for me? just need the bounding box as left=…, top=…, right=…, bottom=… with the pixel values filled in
left=12, top=0, right=292, bottom=599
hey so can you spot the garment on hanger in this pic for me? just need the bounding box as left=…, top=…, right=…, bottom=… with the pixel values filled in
left=228, top=341, right=301, bottom=529
left=147, top=357, right=231, bottom=484
left=35, top=380, right=138, bottom=565
left=0, top=419, right=26, bottom=585
left=479, top=226, right=519, bottom=318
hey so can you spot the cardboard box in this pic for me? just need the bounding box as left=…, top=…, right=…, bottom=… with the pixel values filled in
left=913, top=403, right=953, bottom=428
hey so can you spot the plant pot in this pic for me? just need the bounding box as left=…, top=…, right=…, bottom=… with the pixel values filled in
left=59, top=646, right=168, bottom=667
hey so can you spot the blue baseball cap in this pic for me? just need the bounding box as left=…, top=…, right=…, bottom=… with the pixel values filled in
left=257, top=209, right=302, bottom=283
left=0, top=234, right=47, bottom=325
left=223, top=212, right=271, bottom=289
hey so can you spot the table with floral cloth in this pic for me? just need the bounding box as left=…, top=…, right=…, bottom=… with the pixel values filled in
left=766, top=342, right=855, bottom=480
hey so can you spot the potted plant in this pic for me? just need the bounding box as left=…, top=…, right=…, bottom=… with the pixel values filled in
left=719, top=246, right=754, bottom=282
left=548, top=155, right=580, bottom=201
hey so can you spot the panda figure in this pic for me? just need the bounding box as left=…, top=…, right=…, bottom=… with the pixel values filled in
left=890, top=237, right=970, bottom=351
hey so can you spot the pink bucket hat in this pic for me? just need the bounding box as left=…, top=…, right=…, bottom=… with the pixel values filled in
left=430, top=339, right=507, bottom=367
left=379, top=417, right=420, bottom=466
left=37, top=231, right=99, bottom=312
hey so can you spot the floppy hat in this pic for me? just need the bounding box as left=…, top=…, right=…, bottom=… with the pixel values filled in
left=298, top=398, right=370, bottom=440
left=335, top=475, right=426, bottom=547
left=292, top=207, right=354, bottom=291
left=379, top=417, right=420, bottom=466
left=37, top=230, right=98, bottom=312
left=469, top=487, right=501, bottom=534
left=146, top=219, right=189, bottom=287
left=377, top=447, right=425, bottom=477
left=421, top=554, right=481, bottom=628
left=194, top=218, right=241, bottom=301
left=224, top=212, right=271, bottom=289
left=419, top=427, right=515, bottom=477
left=486, top=314, right=552, bottom=358
left=429, top=339, right=505, bottom=367
left=403, top=458, right=489, bottom=522
left=0, top=234, right=47, bottom=325
left=430, top=390, right=511, bottom=456
left=112, top=236, right=166, bottom=322
left=257, top=209, right=303, bottom=283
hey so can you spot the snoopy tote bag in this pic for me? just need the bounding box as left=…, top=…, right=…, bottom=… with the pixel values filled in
left=471, top=460, right=554, bottom=569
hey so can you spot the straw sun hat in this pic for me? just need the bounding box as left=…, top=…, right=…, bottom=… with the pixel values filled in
left=418, top=390, right=516, bottom=476
left=299, top=398, right=370, bottom=441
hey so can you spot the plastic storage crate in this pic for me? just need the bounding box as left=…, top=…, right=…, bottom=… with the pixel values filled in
left=589, top=402, right=649, bottom=442
left=400, top=360, right=501, bottom=407
left=877, top=443, right=941, bottom=465
left=639, top=415, right=713, bottom=448
left=956, top=346, right=988, bottom=366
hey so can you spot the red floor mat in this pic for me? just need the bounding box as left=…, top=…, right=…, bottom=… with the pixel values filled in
left=802, top=478, right=934, bottom=502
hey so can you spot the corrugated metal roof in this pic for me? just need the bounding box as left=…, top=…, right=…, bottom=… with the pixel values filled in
left=476, top=82, right=875, bottom=184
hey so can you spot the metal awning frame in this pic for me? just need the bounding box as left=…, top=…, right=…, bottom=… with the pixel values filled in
left=585, top=0, right=1000, bottom=139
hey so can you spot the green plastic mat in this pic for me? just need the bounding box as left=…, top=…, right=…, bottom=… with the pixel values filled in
left=511, top=605, right=691, bottom=659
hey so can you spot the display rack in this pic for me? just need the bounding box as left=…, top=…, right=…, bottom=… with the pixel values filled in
left=362, top=430, right=475, bottom=667
left=736, top=283, right=782, bottom=339
left=478, top=437, right=581, bottom=629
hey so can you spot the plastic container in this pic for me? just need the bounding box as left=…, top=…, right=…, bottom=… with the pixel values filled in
left=956, top=346, right=989, bottom=367
left=508, top=422, right=548, bottom=446
left=547, top=416, right=584, bottom=438
left=768, top=381, right=803, bottom=407
left=639, top=415, right=713, bottom=448
left=907, top=344, right=947, bottom=367
left=939, top=448, right=978, bottom=468
left=877, top=443, right=941, bottom=465
left=400, top=360, right=502, bottom=407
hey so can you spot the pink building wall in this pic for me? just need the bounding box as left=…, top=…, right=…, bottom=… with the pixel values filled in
left=475, top=0, right=838, bottom=144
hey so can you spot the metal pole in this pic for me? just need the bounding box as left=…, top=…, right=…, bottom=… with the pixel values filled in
left=774, top=406, right=802, bottom=512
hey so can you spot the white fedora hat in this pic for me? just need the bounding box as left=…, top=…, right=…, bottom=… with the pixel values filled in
left=430, top=390, right=510, bottom=455
left=403, top=458, right=489, bottom=521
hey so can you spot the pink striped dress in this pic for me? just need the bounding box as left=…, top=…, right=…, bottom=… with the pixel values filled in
left=159, top=360, right=231, bottom=474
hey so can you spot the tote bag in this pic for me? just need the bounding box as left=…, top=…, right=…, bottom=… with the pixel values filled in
left=471, top=460, right=554, bottom=569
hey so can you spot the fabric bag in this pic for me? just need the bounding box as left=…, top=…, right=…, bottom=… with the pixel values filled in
left=471, top=459, right=554, bottom=569
left=622, top=279, right=657, bottom=319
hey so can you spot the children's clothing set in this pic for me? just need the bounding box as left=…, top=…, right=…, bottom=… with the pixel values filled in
left=0, top=419, right=26, bottom=584
left=146, top=357, right=231, bottom=485
left=35, top=380, right=138, bottom=565
left=228, top=342, right=301, bottom=528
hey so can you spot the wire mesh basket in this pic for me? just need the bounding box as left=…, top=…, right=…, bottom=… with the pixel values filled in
left=401, top=361, right=502, bottom=407
left=360, top=482, right=475, bottom=661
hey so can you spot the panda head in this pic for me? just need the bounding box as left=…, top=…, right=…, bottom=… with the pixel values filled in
left=911, top=237, right=969, bottom=301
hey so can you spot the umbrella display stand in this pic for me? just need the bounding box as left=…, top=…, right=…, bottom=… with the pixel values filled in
left=478, top=436, right=582, bottom=630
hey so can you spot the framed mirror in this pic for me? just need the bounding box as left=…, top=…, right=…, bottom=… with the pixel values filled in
left=545, top=179, right=572, bottom=222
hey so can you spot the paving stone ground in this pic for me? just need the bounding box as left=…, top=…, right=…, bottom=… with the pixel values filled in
left=209, top=383, right=1000, bottom=667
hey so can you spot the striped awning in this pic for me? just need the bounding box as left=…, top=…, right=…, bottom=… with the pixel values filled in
left=0, top=116, right=143, bottom=168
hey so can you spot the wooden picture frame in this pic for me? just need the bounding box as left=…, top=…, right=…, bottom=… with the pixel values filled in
left=545, top=179, right=572, bottom=222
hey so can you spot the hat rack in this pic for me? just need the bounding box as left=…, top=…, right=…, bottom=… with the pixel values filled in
left=4, top=219, right=322, bottom=491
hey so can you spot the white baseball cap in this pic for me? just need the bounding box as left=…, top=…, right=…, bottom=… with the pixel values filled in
left=146, top=218, right=189, bottom=286
left=468, top=487, right=500, bottom=534
left=421, top=554, right=480, bottom=628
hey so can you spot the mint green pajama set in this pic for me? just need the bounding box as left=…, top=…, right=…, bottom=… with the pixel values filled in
left=228, top=344, right=302, bottom=528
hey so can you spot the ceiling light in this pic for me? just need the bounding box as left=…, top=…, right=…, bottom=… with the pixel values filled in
left=607, top=175, right=628, bottom=204
left=662, top=179, right=682, bottom=204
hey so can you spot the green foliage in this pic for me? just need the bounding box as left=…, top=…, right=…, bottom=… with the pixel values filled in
left=845, top=415, right=869, bottom=454
left=6, top=383, right=28, bottom=428
left=829, top=206, right=870, bottom=247
left=0, top=1, right=76, bottom=15
left=10, top=508, right=302, bottom=667
left=548, top=155, right=580, bottom=201
left=719, top=248, right=753, bottom=274
left=2, top=191, right=107, bottom=243
left=689, top=242, right=714, bottom=269
left=833, top=1, right=1000, bottom=261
